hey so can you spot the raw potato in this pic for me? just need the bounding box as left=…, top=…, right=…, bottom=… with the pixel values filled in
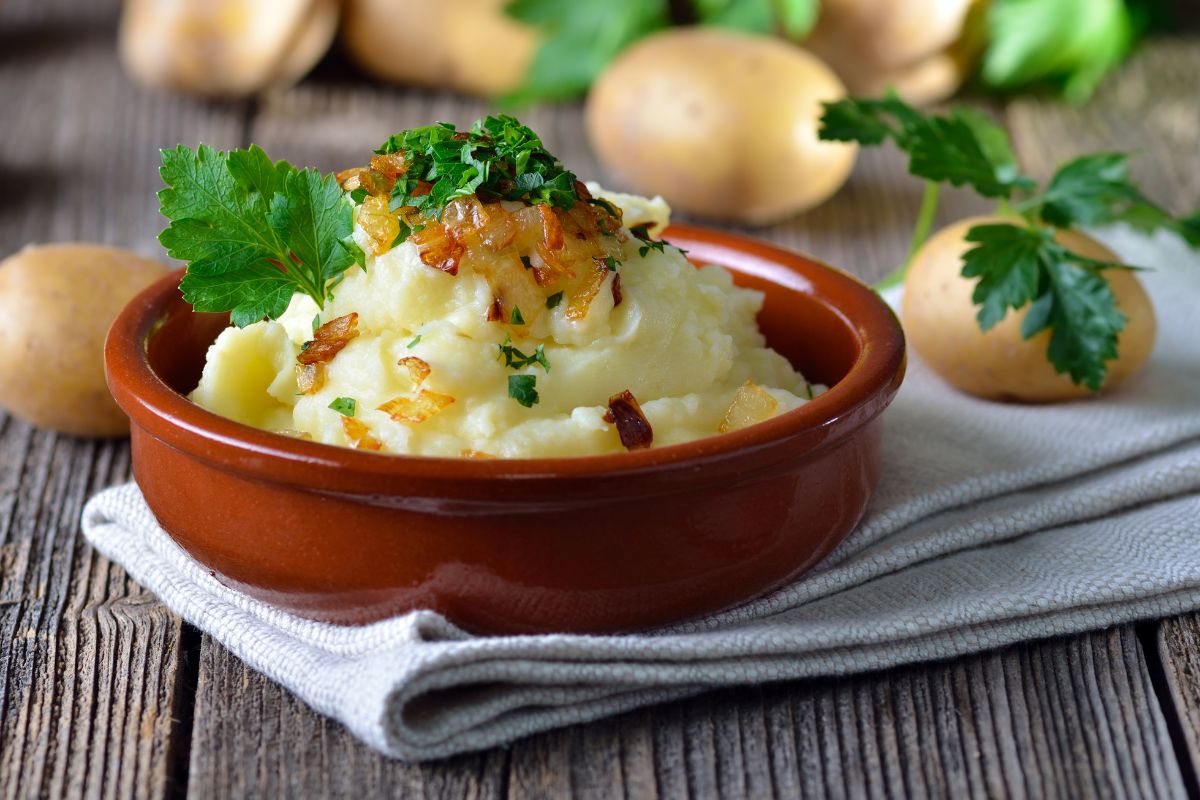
left=803, top=0, right=982, bottom=105
left=902, top=217, right=1156, bottom=402
left=119, top=0, right=338, bottom=97
left=0, top=244, right=167, bottom=436
left=342, top=0, right=536, bottom=97
left=585, top=29, right=856, bottom=225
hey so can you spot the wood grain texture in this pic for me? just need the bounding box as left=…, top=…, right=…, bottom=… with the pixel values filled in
left=0, top=0, right=244, bottom=797
left=187, top=627, right=1185, bottom=799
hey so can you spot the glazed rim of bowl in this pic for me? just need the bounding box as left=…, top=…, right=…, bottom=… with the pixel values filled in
left=107, top=224, right=905, bottom=500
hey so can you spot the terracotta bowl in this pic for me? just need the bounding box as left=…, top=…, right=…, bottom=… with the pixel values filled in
left=105, top=225, right=905, bottom=634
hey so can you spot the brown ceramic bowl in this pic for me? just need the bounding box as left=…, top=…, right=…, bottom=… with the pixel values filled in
left=105, top=225, right=905, bottom=634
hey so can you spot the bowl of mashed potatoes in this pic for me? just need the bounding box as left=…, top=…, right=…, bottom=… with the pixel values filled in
left=105, top=119, right=903, bottom=633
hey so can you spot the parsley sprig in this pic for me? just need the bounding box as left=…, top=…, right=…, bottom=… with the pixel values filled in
left=159, top=144, right=362, bottom=328
left=497, top=335, right=549, bottom=408
left=376, top=115, right=579, bottom=216
left=819, top=93, right=1199, bottom=391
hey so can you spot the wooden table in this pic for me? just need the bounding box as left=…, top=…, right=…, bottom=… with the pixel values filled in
left=3, top=1, right=1200, bottom=796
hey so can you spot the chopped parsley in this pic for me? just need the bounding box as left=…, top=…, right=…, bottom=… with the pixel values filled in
left=604, top=255, right=620, bottom=271
left=406, top=334, right=422, bottom=348
left=376, top=115, right=580, bottom=218
left=545, top=291, right=564, bottom=309
left=497, top=335, right=550, bottom=372
left=311, top=314, right=321, bottom=334
left=508, top=374, right=539, bottom=408
left=630, top=224, right=667, bottom=257
left=328, top=397, right=357, bottom=417
left=520, top=255, right=533, bottom=270
left=510, top=306, right=526, bottom=325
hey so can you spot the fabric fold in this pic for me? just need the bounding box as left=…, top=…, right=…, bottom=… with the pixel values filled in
left=81, top=227, right=1200, bottom=760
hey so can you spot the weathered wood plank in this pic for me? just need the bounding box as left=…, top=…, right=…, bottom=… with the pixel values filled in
left=187, top=627, right=1184, bottom=799
left=0, top=0, right=246, bottom=797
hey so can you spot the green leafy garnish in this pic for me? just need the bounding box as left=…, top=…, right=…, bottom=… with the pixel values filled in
left=508, top=374, right=539, bottom=408
left=407, top=334, right=422, bottom=348
left=159, top=144, right=358, bottom=328
left=498, top=336, right=550, bottom=372
left=329, top=397, right=357, bottom=417
left=820, top=92, right=1198, bottom=391
left=510, top=306, right=526, bottom=325
left=546, top=291, right=564, bottom=309
left=376, top=115, right=579, bottom=217
left=603, top=256, right=620, bottom=272
left=982, top=0, right=1134, bottom=104
left=630, top=224, right=667, bottom=258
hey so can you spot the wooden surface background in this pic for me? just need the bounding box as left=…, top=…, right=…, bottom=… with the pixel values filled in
left=1, top=1, right=1199, bottom=797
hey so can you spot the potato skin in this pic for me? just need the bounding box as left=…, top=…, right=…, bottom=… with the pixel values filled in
left=585, top=29, right=856, bottom=225
left=902, top=216, right=1156, bottom=402
left=0, top=244, right=167, bottom=436
left=342, top=0, right=536, bottom=97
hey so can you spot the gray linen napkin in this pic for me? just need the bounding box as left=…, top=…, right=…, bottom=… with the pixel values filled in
left=82, top=227, right=1200, bottom=761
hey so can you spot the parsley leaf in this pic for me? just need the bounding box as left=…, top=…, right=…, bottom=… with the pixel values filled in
left=407, top=334, right=422, bottom=348
left=1029, top=152, right=1174, bottom=232
left=510, top=306, right=526, bottom=325
left=329, top=397, right=357, bottom=417
left=546, top=291, right=564, bottom=309
left=160, top=143, right=355, bottom=327
left=962, top=222, right=1127, bottom=389
left=820, top=96, right=1035, bottom=199
left=508, top=374, right=539, bottom=407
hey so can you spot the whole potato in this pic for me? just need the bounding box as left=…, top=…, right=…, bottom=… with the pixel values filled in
left=803, top=0, right=981, bottom=105
left=342, top=0, right=536, bottom=97
left=902, top=217, right=1156, bottom=401
left=585, top=29, right=856, bottom=225
left=119, top=0, right=338, bottom=98
left=0, top=244, right=167, bottom=436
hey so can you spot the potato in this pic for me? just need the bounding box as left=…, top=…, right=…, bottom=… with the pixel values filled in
left=902, top=217, right=1156, bottom=402
left=341, top=0, right=536, bottom=97
left=803, top=0, right=982, bottom=105
left=119, top=0, right=338, bottom=97
left=585, top=29, right=856, bottom=225
left=0, top=244, right=167, bottom=436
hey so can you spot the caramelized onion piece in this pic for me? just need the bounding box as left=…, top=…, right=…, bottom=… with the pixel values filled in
left=358, top=194, right=400, bottom=255
left=336, top=167, right=367, bottom=191
left=566, top=261, right=610, bottom=321
left=719, top=381, right=781, bottom=433
left=538, top=203, right=564, bottom=251
left=410, top=222, right=464, bottom=275
left=369, top=152, right=408, bottom=180
left=531, top=242, right=571, bottom=287
left=341, top=417, right=383, bottom=451
left=611, top=272, right=623, bottom=308
left=397, top=355, right=430, bottom=386
left=296, top=363, right=326, bottom=395
left=604, top=390, right=653, bottom=451
left=378, top=389, right=455, bottom=424
left=443, top=195, right=489, bottom=232
left=276, top=429, right=313, bottom=441
left=487, top=297, right=503, bottom=322
left=298, top=313, right=359, bottom=365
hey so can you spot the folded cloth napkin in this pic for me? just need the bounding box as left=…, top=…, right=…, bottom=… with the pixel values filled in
left=82, top=227, right=1200, bottom=761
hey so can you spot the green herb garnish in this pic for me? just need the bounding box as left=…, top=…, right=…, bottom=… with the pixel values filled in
left=510, top=306, right=526, bottom=325
left=376, top=115, right=579, bottom=217
left=603, top=256, right=620, bottom=271
left=498, top=335, right=550, bottom=372
left=545, top=291, right=564, bottom=309
left=407, top=334, right=422, bottom=348
left=329, top=397, right=357, bottom=417
left=520, top=255, right=533, bottom=270
left=508, top=374, right=539, bottom=408
left=159, top=144, right=362, bottom=328
left=630, top=224, right=667, bottom=258
left=820, top=92, right=1199, bottom=391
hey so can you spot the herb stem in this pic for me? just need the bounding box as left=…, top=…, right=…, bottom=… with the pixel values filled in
left=876, top=181, right=940, bottom=291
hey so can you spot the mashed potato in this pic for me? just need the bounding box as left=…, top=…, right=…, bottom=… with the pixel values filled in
left=190, top=189, right=816, bottom=458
